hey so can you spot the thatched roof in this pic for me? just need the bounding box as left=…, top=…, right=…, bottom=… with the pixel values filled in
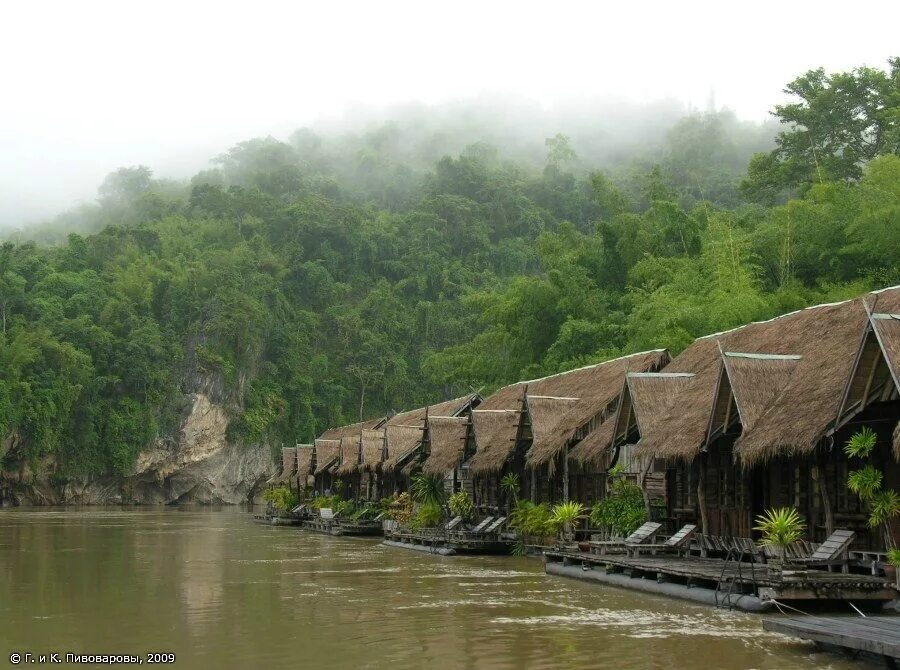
left=634, top=289, right=900, bottom=466
left=472, top=350, right=669, bottom=472
left=313, top=439, right=340, bottom=474
left=422, top=416, right=469, bottom=475
left=722, top=352, right=800, bottom=434
left=275, top=446, right=297, bottom=483
left=296, top=444, right=314, bottom=475
left=469, top=409, right=522, bottom=474
left=870, top=312, right=900, bottom=390
left=317, top=417, right=385, bottom=441
left=379, top=393, right=479, bottom=472
left=525, top=395, right=579, bottom=470
left=571, top=372, right=695, bottom=467
left=382, top=424, right=426, bottom=472
left=336, top=435, right=361, bottom=475
left=568, top=416, right=618, bottom=466
left=359, top=429, right=385, bottom=472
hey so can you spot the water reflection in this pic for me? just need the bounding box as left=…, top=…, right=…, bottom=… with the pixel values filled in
left=0, top=508, right=858, bottom=669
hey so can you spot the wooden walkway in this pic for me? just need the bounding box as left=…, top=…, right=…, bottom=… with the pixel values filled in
left=764, top=616, right=900, bottom=665
left=544, top=550, right=896, bottom=602
left=385, top=530, right=513, bottom=555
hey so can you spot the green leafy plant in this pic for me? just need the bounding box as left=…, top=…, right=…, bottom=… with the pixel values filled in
left=848, top=465, right=883, bottom=501
left=410, top=473, right=445, bottom=507
left=549, top=501, right=585, bottom=540
left=887, top=548, right=900, bottom=568
left=410, top=501, right=443, bottom=530
left=754, top=507, right=805, bottom=555
left=509, top=500, right=554, bottom=538
left=448, top=491, right=475, bottom=521
left=589, top=471, right=646, bottom=536
left=263, top=486, right=299, bottom=514
left=387, top=492, right=414, bottom=525
left=844, top=427, right=899, bottom=551
left=843, top=426, right=877, bottom=459
left=500, top=473, right=520, bottom=510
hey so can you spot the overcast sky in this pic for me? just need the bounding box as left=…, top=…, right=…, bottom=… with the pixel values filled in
left=1, top=0, right=898, bottom=227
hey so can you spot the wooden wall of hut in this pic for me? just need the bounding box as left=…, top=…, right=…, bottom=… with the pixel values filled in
left=666, top=400, right=899, bottom=550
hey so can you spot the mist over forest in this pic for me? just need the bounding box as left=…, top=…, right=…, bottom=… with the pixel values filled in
left=0, top=58, right=898, bottom=481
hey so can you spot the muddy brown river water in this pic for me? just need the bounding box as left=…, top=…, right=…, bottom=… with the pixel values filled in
left=0, top=507, right=869, bottom=669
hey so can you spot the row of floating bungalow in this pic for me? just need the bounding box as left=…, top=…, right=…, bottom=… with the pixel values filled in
left=261, top=285, right=900, bottom=615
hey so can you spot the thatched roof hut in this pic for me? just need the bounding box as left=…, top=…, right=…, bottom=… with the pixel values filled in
left=313, top=439, right=341, bottom=474
left=468, top=350, right=669, bottom=473
left=336, top=435, right=361, bottom=475
left=296, top=444, right=314, bottom=477
left=379, top=393, right=480, bottom=472
left=360, top=429, right=386, bottom=472
left=469, top=409, right=522, bottom=474
left=633, top=287, right=900, bottom=467
left=422, top=415, right=469, bottom=475
left=570, top=371, right=695, bottom=467
left=277, top=446, right=297, bottom=483
left=524, top=395, right=580, bottom=470
left=715, top=352, right=801, bottom=437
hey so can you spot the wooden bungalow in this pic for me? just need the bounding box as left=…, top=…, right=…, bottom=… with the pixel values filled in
left=312, top=439, right=341, bottom=494
left=294, top=444, right=314, bottom=492
left=379, top=393, right=481, bottom=495
left=266, top=446, right=298, bottom=488
left=468, top=350, right=670, bottom=511
left=421, top=415, right=472, bottom=496
left=626, top=286, right=900, bottom=550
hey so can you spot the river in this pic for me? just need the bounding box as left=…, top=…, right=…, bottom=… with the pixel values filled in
left=0, top=507, right=862, bottom=669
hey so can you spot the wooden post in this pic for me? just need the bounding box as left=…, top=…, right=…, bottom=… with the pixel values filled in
left=531, top=467, right=537, bottom=504
left=563, top=446, right=570, bottom=503
left=696, top=455, right=709, bottom=535
left=814, top=451, right=835, bottom=536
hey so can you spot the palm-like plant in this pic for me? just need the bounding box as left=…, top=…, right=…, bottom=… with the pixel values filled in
left=500, top=473, right=520, bottom=512
left=549, top=501, right=585, bottom=542
left=410, top=473, right=445, bottom=507
left=848, top=465, right=883, bottom=501
left=754, top=507, right=805, bottom=557
left=868, top=489, right=900, bottom=530
left=843, top=426, right=877, bottom=458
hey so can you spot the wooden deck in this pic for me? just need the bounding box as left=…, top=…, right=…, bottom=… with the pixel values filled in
left=544, top=550, right=896, bottom=603
left=385, top=530, right=513, bottom=555
left=764, top=615, right=900, bottom=664
left=300, top=518, right=382, bottom=536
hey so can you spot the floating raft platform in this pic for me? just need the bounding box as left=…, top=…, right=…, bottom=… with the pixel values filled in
left=300, top=518, right=383, bottom=537
left=763, top=615, right=900, bottom=665
left=384, top=530, right=513, bottom=555
left=544, top=550, right=896, bottom=612
left=252, top=514, right=301, bottom=526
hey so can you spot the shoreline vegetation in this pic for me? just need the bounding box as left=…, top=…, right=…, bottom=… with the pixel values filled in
left=1, top=57, right=899, bottom=511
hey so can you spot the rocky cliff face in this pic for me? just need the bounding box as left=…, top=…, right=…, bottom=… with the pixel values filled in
left=0, top=392, right=276, bottom=506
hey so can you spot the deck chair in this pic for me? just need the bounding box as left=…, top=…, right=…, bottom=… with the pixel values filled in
left=589, top=522, right=661, bottom=556
left=626, top=524, right=696, bottom=557
left=445, top=516, right=463, bottom=531
left=783, top=529, right=855, bottom=573
left=481, top=516, right=507, bottom=536
left=319, top=507, right=336, bottom=521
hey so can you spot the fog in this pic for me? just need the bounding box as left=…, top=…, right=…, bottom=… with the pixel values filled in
left=2, top=0, right=898, bottom=228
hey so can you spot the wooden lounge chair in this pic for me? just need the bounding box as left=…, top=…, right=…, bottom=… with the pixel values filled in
left=589, top=522, right=662, bottom=555
left=452, top=516, right=494, bottom=538
left=446, top=516, right=463, bottom=531
left=481, top=516, right=507, bottom=536
left=783, top=529, right=855, bottom=573
left=626, top=524, right=697, bottom=557
left=319, top=507, right=338, bottom=521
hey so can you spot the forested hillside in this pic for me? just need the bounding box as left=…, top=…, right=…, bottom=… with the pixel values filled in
left=1, top=59, right=898, bottom=482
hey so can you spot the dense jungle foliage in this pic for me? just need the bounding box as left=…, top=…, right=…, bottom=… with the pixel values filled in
left=1, top=59, right=898, bottom=478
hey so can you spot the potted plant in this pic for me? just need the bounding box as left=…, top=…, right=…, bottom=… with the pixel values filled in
left=550, top=501, right=585, bottom=548
left=754, top=507, right=805, bottom=575
left=500, top=473, right=520, bottom=514
left=448, top=491, right=476, bottom=523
